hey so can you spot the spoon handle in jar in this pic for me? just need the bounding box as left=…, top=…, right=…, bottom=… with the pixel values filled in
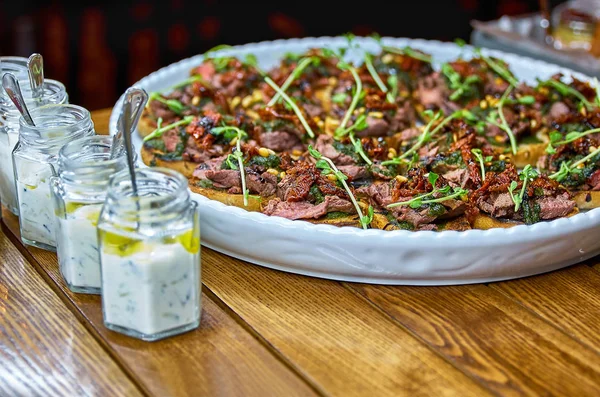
left=111, top=87, right=148, bottom=159
left=2, top=73, right=36, bottom=126
left=120, top=96, right=138, bottom=197
left=27, top=53, right=44, bottom=99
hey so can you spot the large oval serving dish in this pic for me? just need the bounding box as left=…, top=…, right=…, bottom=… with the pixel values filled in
left=110, top=36, right=600, bottom=285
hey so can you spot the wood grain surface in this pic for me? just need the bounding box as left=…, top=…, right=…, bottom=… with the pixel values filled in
left=0, top=227, right=142, bottom=397
left=2, top=210, right=316, bottom=397
left=349, top=280, right=600, bottom=396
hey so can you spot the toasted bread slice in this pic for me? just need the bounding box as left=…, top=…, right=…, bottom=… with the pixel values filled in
left=472, top=214, right=522, bottom=229
left=509, top=142, right=548, bottom=168
left=141, top=145, right=197, bottom=179
left=573, top=191, right=600, bottom=210
left=138, top=112, right=159, bottom=138
left=189, top=183, right=265, bottom=212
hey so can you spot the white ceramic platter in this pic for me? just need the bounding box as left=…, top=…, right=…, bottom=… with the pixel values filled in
left=110, top=36, right=600, bottom=285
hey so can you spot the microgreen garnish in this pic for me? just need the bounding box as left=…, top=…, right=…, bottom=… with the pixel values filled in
left=363, top=53, right=393, bottom=103
left=508, top=164, right=538, bottom=211
left=381, top=45, right=432, bottom=63
left=148, top=92, right=185, bottom=114
left=333, top=114, right=372, bottom=164
left=332, top=92, right=348, bottom=104
left=454, top=38, right=466, bottom=47
left=549, top=146, right=600, bottom=181
left=471, top=148, right=492, bottom=181
left=545, top=127, right=600, bottom=154
left=210, top=126, right=250, bottom=206
left=441, top=63, right=481, bottom=101
left=386, top=75, right=398, bottom=103
left=475, top=48, right=519, bottom=86
left=595, top=77, right=600, bottom=106
left=514, top=95, right=535, bottom=105
left=336, top=61, right=363, bottom=134
left=382, top=109, right=470, bottom=165
left=307, top=145, right=373, bottom=229
left=267, top=57, right=318, bottom=106
left=143, top=116, right=194, bottom=141
left=264, top=76, right=315, bottom=138
left=387, top=172, right=468, bottom=209
left=540, top=79, right=594, bottom=110
left=485, top=85, right=518, bottom=155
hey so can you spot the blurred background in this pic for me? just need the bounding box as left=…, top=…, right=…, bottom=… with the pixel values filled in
left=0, top=0, right=578, bottom=110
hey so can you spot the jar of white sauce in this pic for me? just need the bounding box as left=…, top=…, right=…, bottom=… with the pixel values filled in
left=98, top=167, right=201, bottom=341
left=13, top=104, right=94, bottom=250
left=51, top=135, right=129, bottom=294
left=0, top=56, right=68, bottom=216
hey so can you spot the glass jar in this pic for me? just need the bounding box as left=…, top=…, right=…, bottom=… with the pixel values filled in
left=98, top=167, right=201, bottom=341
left=552, top=0, right=600, bottom=51
left=51, top=135, right=129, bottom=294
left=13, top=104, right=95, bottom=250
left=0, top=56, right=69, bottom=215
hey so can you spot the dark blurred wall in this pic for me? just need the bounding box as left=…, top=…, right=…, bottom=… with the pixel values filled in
left=1, top=0, right=553, bottom=110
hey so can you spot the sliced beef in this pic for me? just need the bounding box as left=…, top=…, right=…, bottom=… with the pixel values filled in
left=392, top=206, right=437, bottom=228
left=314, top=134, right=355, bottom=166
left=149, top=100, right=176, bottom=123
left=357, top=182, right=393, bottom=207
left=443, top=168, right=470, bottom=188
left=337, top=165, right=369, bottom=181
left=205, top=169, right=241, bottom=189
left=398, top=127, right=421, bottom=142
left=263, top=195, right=355, bottom=220
left=416, top=72, right=448, bottom=109
left=356, top=116, right=390, bottom=137
left=476, top=192, right=514, bottom=218
left=259, top=131, right=304, bottom=152
left=389, top=101, right=416, bottom=133
left=192, top=155, right=227, bottom=180
left=538, top=193, right=575, bottom=219
left=548, top=101, right=570, bottom=120
left=590, top=169, right=600, bottom=191
left=440, top=199, right=467, bottom=219
left=303, top=103, right=324, bottom=118
left=161, top=129, right=181, bottom=152
left=246, top=171, right=278, bottom=196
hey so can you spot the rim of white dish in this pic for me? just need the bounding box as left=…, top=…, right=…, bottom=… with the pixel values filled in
left=110, top=35, right=600, bottom=241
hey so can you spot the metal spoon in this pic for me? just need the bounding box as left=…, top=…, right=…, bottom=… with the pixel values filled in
left=27, top=53, right=44, bottom=99
left=120, top=93, right=139, bottom=197
left=110, top=87, right=148, bottom=159
left=2, top=73, right=36, bottom=126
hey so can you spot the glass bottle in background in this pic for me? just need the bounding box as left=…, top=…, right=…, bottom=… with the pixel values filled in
left=98, top=167, right=201, bottom=341
left=0, top=56, right=69, bottom=216
left=51, top=135, right=129, bottom=294
left=13, top=104, right=94, bottom=251
left=551, top=0, right=600, bottom=51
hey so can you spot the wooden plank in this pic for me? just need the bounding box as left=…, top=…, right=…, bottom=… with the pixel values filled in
left=349, top=281, right=600, bottom=396
left=201, top=250, right=490, bottom=397
left=1, top=211, right=316, bottom=397
left=492, top=263, right=600, bottom=351
left=0, top=230, right=143, bottom=397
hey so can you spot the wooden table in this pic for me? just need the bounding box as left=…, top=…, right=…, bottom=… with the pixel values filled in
left=1, top=108, right=600, bottom=396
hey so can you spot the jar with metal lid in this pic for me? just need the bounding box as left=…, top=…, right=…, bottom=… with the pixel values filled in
left=13, top=104, right=94, bottom=250
left=51, top=135, right=129, bottom=294
left=98, top=167, right=201, bottom=341
left=0, top=56, right=69, bottom=215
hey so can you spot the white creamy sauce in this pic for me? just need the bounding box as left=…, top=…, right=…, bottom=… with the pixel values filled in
left=0, top=131, right=19, bottom=212
left=101, top=240, right=200, bottom=336
left=17, top=168, right=56, bottom=247
left=57, top=204, right=103, bottom=292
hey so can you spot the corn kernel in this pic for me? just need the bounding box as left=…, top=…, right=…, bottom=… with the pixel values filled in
left=530, top=119, right=537, bottom=128
left=252, top=90, right=263, bottom=102
left=388, top=148, right=397, bottom=157
left=258, top=147, right=270, bottom=157
left=246, top=110, right=260, bottom=120
left=479, top=100, right=488, bottom=109
left=327, top=174, right=337, bottom=182
left=241, top=95, right=253, bottom=108
left=369, top=111, right=384, bottom=118
left=395, top=175, right=408, bottom=183
left=267, top=168, right=279, bottom=176
left=581, top=106, right=587, bottom=116
left=268, top=148, right=276, bottom=156
left=382, top=54, right=394, bottom=64
left=280, top=171, right=287, bottom=179
left=229, top=137, right=238, bottom=145
left=191, top=96, right=201, bottom=106
left=538, top=87, right=549, bottom=96
left=495, top=77, right=503, bottom=85
left=577, top=163, right=585, bottom=169
left=292, top=149, right=303, bottom=156
left=328, top=77, right=338, bottom=86
left=494, top=135, right=504, bottom=143
left=590, top=146, right=598, bottom=153
left=290, top=154, right=300, bottom=160
left=230, top=96, right=241, bottom=109
left=499, top=154, right=506, bottom=161
left=400, top=90, right=409, bottom=98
